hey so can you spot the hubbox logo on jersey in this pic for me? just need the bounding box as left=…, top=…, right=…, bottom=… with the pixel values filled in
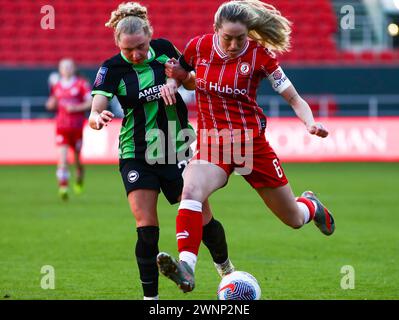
left=209, top=82, right=247, bottom=95
left=196, top=79, right=247, bottom=96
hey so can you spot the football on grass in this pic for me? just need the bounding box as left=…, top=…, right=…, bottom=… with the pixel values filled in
left=217, top=271, right=261, bottom=300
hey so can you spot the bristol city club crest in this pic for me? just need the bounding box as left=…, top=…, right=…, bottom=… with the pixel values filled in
left=238, top=62, right=251, bottom=76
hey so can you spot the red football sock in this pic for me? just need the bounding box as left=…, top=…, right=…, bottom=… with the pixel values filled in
left=176, top=200, right=203, bottom=256
left=296, top=197, right=316, bottom=222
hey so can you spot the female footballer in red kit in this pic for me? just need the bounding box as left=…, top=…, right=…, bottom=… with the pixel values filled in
left=157, top=0, right=336, bottom=293
left=46, top=58, right=92, bottom=200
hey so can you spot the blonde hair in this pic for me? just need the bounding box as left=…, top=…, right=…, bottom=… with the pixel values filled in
left=214, top=0, right=292, bottom=53
left=105, top=2, right=153, bottom=44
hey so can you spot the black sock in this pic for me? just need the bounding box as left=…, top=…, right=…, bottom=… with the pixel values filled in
left=135, top=226, right=159, bottom=298
left=202, top=218, right=228, bottom=264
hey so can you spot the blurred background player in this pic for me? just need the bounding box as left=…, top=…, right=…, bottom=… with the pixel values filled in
left=89, top=2, right=234, bottom=300
left=46, top=58, right=92, bottom=200
left=157, top=0, right=335, bottom=293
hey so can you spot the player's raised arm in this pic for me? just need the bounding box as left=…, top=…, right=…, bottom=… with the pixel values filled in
left=89, top=94, right=114, bottom=130
left=280, top=84, right=329, bottom=138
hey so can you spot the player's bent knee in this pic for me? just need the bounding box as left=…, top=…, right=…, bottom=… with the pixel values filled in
left=181, top=184, right=204, bottom=202
left=132, top=208, right=158, bottom=227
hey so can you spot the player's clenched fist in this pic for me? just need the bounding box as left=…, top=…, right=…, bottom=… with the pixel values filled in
left=307, top=123, right=329, bottom=138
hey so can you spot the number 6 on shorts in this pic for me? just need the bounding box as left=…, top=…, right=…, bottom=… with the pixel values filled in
left=272, top=159, right=284, bottom=178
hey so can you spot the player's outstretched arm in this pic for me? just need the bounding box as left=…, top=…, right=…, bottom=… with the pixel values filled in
left=89, top=95, right=114, bottom=130
left=281, top=85, right=329, bottom=138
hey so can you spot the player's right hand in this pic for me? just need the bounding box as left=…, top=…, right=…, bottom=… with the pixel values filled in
left=96, top=110, right=114, bottom=129
left=307, top=122, right=329, bottom=138
left=165, top=58, right=188, bottom=81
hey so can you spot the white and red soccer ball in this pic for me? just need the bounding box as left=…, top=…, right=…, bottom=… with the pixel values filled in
left=217, top=271, right=261, bottom=300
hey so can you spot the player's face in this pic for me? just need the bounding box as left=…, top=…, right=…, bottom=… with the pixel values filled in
left=216, top=21, right=248, bottom=58
left=59, top=60, right=76, bottom=79
left=118, top=31, right=151, bottom=64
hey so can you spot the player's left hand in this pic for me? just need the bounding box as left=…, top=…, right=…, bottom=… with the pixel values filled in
left=45, top=96, right=57, bottom=111
left=160, top=80, right=178, bottom=106
left=307, top=122, right=329, bottom=138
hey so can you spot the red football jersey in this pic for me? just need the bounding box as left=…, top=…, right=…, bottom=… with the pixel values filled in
left=50, top=76, right=91, bottom=130
left=181, top=34, right=291, bottom=138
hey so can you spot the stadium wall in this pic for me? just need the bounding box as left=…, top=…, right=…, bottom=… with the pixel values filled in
left=1, top=118, right=398, bottom=164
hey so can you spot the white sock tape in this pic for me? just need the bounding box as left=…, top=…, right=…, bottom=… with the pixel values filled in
left=179, top=199, right=202, bottom=212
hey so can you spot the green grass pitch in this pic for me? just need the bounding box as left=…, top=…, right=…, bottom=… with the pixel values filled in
left=0, top=163, right=398, bottom=300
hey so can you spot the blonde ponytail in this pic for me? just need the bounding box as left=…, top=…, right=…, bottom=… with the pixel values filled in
left=214, top=0, right=292, bottom=53
left=105, top=2, right=153, bottom=43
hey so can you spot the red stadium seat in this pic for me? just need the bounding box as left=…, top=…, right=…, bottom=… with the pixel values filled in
left=379, top=50, right=395, bottom=63
left=360, top=51, right=376, bottom=62
left=340, top=51, right=358, bottom=64
left=0, top=0, right=395, bottom=66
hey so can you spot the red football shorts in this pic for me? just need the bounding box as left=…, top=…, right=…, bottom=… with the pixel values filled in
left=56, top=128, right=83, bottom=152
left=193, top=130, right=288, bottom=189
